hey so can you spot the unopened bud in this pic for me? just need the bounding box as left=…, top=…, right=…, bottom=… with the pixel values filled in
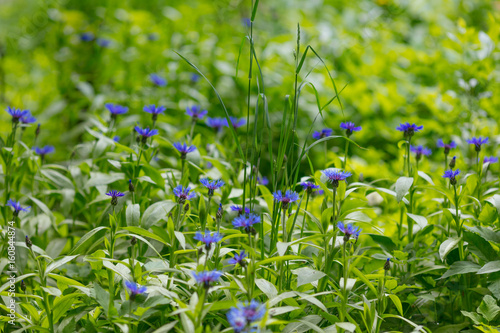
left=20, top=280, right=26, bottom=292
left=128, top=179, right=135, bottom=192
left=25, top=235, right=32, bottom=248
left=35, top=123, right=41, bottom=137
left=384, top=258, right=391, bottom=271
left=131, top=236, right=137, bottom=245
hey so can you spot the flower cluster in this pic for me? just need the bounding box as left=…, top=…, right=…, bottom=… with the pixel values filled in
left=410, top=145, right=431, bottom=161
left=337, top=221, right=361, bottom=242
left=194, top=230, right=223, bottom=251
left=340, top=122, right=362, bottom=136
left=135, top=126, right=158, bottom=143
left=125, top=281, right=147, bottom=301
left=228, top=251, right=247, bottom=267
left=232, top=213, right=261, bottom=234
left=300, top=181, right=320, bottom=194
left=396, top=123, right=423, bottom=138
left=7, top=107, right=36, bottom=124
left=106, top=103, right=128, bottom=118
left=200, top=178, right=225, bottom=196
left=173, top=142, right=197, bottom=159
left=226, top=300, right=267, bottom=333
left=206, top=117, right=228, bottom=131
left=322, top=168, right=351, bottom=188
left=484, top=156, right=498, bottom=164
left=192, top=270, right=223, bottom=289
left=231, top=205, right=251, bottom=216
left=466, top=137, right=488, bottom=152
left=437, top=139, right=457, bottom=155
left=273, top=190, right=299, bottom=209
left=312, top=128, right=332, bottom=140
left=443, top=169, right=460, bottom=186
left=173, top=185, right=196, bottom=204
left=186, top=105, right=208, bottom=121
left=144, top=104, right=166, bottom=121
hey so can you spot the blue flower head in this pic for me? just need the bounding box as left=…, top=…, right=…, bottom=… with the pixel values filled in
left=7, top=199, right=30, bottom=216
left=443, top=169, right=460, bottom=185
left=33, top=146, right=55, bottom=157
left=232, top=213, right=261, bottom=233
left=206, top=117, right=229, bottom=131
left=190, top=73, right=201, bottom=83
left=437, top=139, right=457, bottom=155
left=228, top=251, right=247, bottom=266
left=230, top=117, right=246, bottom=129
left=143, top=104, right=166, bottom=121
left=192, top=270, right=223, bottom=289
left=135, top=126, right=158, bottom=143
left=227, top=300, right=267, bottom=333
left=147, top=33, right=158, bottom=41
left=340, top=122, right=361, bottom=136
left=113, top=136, right=120, bottom=142
left=80, top=32, right=94, bottom=42
left=410, top=145, right=431, bottom=160
left=231, top=205, right=250, bottom=216
left=200, top=178, right=224, bottom=196
left=257, top=176, right=269, bottom=186
left=242, top=17, right=252, bottom=28
left=273, top=190, right=299, bottom=209
left=6, top=107, right=30, bottom=123
left=186, top=105, right=208, bottom=120
left=312, top=128, right=333, bottom=140
left=322, top=168, right=351, bottom=187
left=396, top=123, right=423, bottom=138
left=125, top=281, right=146, bottom=300
left=466, top=137, right=488, bottom=152
left=337, top=221, right=361, bottom=242
left=150, top=74, right=167, bottom=87
left=173, top=185, right=196, bottom=204
left=484, top=156, right=498, bottom=164
left=106, top=190, right=125, bottom=206
left=173, top=142, right=196, bottom=159
left=300, top=182, right=320, bottom=193
left=194, top=229, right=223, bottom=250
left=20, top=111, right=36, bottom=124
left=106, top=103, right=128, bottom=117
left=96, top=38, right=111, bottom=47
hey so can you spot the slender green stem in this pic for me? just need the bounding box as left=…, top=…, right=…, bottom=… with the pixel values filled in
left=343, top=140, right=349, bottom=170
left=298, top=193, right=310, bottom=255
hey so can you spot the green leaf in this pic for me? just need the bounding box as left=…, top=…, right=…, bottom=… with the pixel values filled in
left=126, top=203, right=141, bottom=226
left=395, top=177, right=413, bottom=203
left=439, top=237, right=461, bottom=262
left=336, top=322, right=356, bottom=332
left=478, top=261, right=500, bottom=275
left=368, top=234, right=397, bottom=253
left=441, top=261, right=480, bottom=279
left=388, top=294, right=404, bottom=316
left=461, top=311, right=484, bottom=325
left=45, top=255, right=79, bottom=275
left=69, top=227, right=108, bottom=255
left=292, top=267, right=326, bottom=287
left=477, top=295, right=500, bottom=322
left=123, top=226, right=170, bottom=246
left=142, top=200, right=176, bottom=228
left=478, top=203, right=498, bottom=224
left=407, top=213, right=428, bottom=229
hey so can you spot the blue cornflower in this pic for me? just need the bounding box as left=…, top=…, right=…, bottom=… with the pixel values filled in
left=186, top=105, right=208, bottom=121
left=96, top=38, right=111, bottom=47
left=106, top=103, right=128, bottom=117
left=484, top=156, right=498, bottom=164
left=125, top=281, right=147, bottom=300
left=228, top=251, right=247, bottom=266
left=173, top=142, right=197, bottom=159
left=337, top=221, right=361, bottom=242
left=135, top=126, right=158, bottom=143
left=206, top=117, right=228, bottom=131
left=242, top=18, right=252, bottom=28
left=340, top=122, right=361, bottom=136
left=113, top=136, right=120, bottom=142
left=106, top=190, right=125, bottom=206
left=443, top=169, right=460, bottom=185
left=150, top=74, right=167, bottom=87
left=396, top=123, right=423, bottom=138
left=143, top=104, right=166, bottom=121
left=301, top=182, right=320, bottom=193
left=33, top=146, right=55, bottom=159
left=257, top=176, right=269, bottom=186
left=227, top=300, right=267, bottom=333
left=147, top=33, right=158, bottom=41
left=190, top=73, right=200, bottom=83
left=194, top=229, right=223, bottom=250
left=410, top=145, right=431, bottom=161
left=7, top=199, right=30, bottom=216
left=230, top=117, right=246, bottom=129
left=322, top=168, right=352, bottom=187
left=6, top=107, right=29, bottom=123
left=437, top=139, right=457, bottom=155
left=173, top=185, right=196, bottom=203
left=230, top=205, right=250, bottom=216
left=20, top=111, right=36, bottom=124
left=200, top=178, right=224, bottom=196
left=467, top=137, right=488, bottom=152
left=232, top=214, right=261, bottom=233
left=312, top=128, right=333, bottom=140
left=80, top=32, right=94, bottom=42
left=273, top=190, right=299, bottom=209
left=192, top=270, right=223, bottom=289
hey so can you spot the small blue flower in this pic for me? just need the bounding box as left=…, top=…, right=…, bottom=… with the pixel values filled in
left=192, top=270, right=223, bottom=288
left=150, top=74, right=167, bottom=87
left=228, top=251, right=247, bottom=266
left=273, top=190, right=299, bottom=209
left=410, top=145, right=431, bottom=160
left=173, top=185, right=196, bottom=203
left=147, top=33, right=158, bottom=41
left=186, top=105, right=208, bottom=120
left=437, top=139, right=457, bottom=153
left=7, top=199, right=30, bottom=216
left=242, top=18, right=252, bottom=28
left=232, top=214, right=261, bottom=233
left=106, top=190, right=125, bottom=205
left=257, top=176, right=269, bottom=186
left=467, top=137, right=488, bottom=151
left=190, top=73, right=201, bottom=83
left=106, top=103, right=128, bottom=116
left=125, top=281, right=147, bottom=300
left=6, top=107, right=29, bottom=123
left=20, top=111, right=36, bottom=124
left=230, top=205, right=250, bottom=216
left=96, top=38, right=111, bottom=47
left=396, top=123, right=423, bottom=137
left=200, top=178, right=225, bottom=196
left=80, top=32, right=94, bottom=42
left=227, top=300, right=266, bottom=333
left=312, top=128, right=333, bottom=140
left=135, top=126, right=158, bottom=142
left=230, top=117, right=246, bottom=129
left=337, top=221, right=361, bottom=241
left=443, top=169, right=460, bottom=185
left=322, top=168, right=351, bottom=187
left=194, top=229, right=223, bottom=250
left=340, top=122, right=361, bottom=136
left=33, top=146, right=55, bottom=156
left=143, top=105, right=166, bottom=121
left=113, top=136, right=120, bottom=142
left=173, top=142, right=196, bottom=159
left=206, top=117, right=228, bottom=131
left=484, top=156, right=498, bottom=164
left=300, top=182, right=320, bottom=193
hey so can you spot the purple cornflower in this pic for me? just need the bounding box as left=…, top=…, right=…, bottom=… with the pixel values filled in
left=300, top=182, right=320, bottom=194
left=33, top=146, right=55, bottom=161
left=230, top=117, right=246, bottom=129
left=228, top=251, right=247, bottom=266
left=200, top=178, right=225, bottom=196
left=7, top=199, right=30, bottom=217
left=322, top=168, right=352, bottom=187
left=312, top=128, right=333, bottom=140
left=125, top=281, right=147, bottom=301
left=20, top=111, right=36, bottom=124
left=257, top=176, right=269, bottom=186
left=273, top=190, right=299, bottom=209
left=173, top=142, right=196, bottom=159
left=206, top=117, right=229, bottom=131
left=106, top=190, right=125, bottom=206
left=396, top=123, right=423, bottom=138
left=232, top=213, right=261, bottom=234
left=186, top=105, right=208, bottom=121
left=192, top=270, right=223, bottom=289
left=143, top=104, right=166, bottom=121
left=337, top=221, right=361, bottom=242
left=173, top=185, right=196, bottom=204
left=113, top=136, right=120, bottom=142
left=150, top=74, right=167, bottom=87
left=80, top=32, right=94, bottom=42
left=410, top=145, right=432, bottom=161
left=340, top=122, right=361, bottom=136
left=437, top=139, right=457, bottom=155
left=484, top=156, right=498, bottom=164
left=106, top=103, right=128, bottom=118
left=466, top=137, right=488, bottom=152
left=190, top=73, right=200, bottom=83
left=135, top=126, right=158, bottom=143
left=227, top=300, right=266, bottom=333
left=6, top=107, right=29, bottom=123
left=96, top=38, right=111, bottom=47
left=194, top=229, right=223, bottom=250
left=443, top=169, right=460, bottom=185
left=230, top=205, right=250, bottom=216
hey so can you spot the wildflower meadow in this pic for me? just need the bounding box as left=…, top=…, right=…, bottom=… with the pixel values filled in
left=1, top=0, right=500, bottom=332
